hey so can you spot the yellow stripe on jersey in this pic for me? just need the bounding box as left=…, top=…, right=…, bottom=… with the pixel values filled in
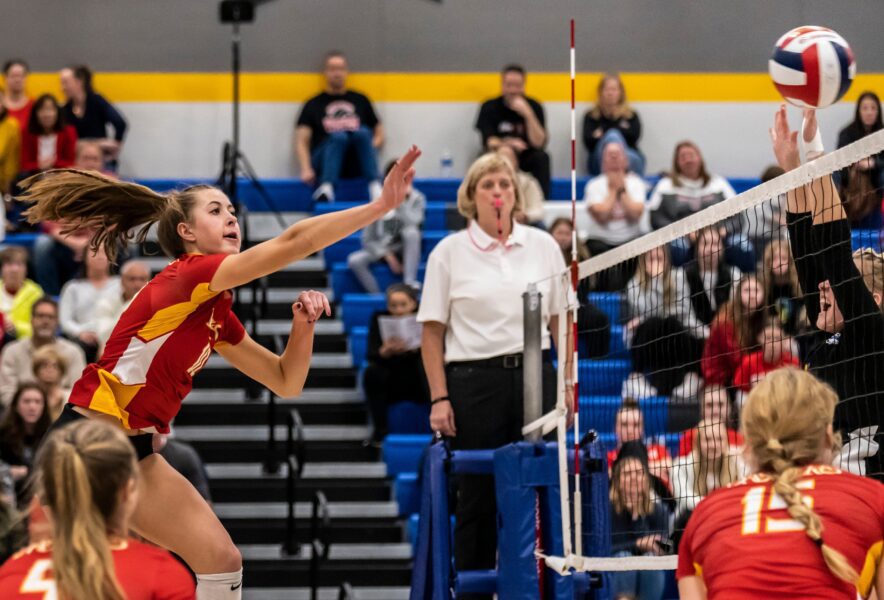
left=858, top=540, right=882, bottom=598
left=137, top=283, right=219, bottom=342
left=693, top=562, right=703, bottom=578
left=89, top=369, right=146, bottom=429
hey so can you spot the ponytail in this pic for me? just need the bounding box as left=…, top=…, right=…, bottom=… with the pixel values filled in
left=18, top=169, right=215, bottom=261
left=36, top=420, right=137, bottom=600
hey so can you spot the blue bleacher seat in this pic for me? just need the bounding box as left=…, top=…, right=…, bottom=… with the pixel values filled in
left=323, top=230, right=448, bottom=265
left=382, top=434, right=432, bottom=476
left=394, top=472, right=421, bottom=516
left=2, top=233, right=40, bottom=249
left=608, top=325, right=627, bottom=359
left=579, top=396, right=668, bottom=437
left=579, top=359, right=631, bottom=396
left=341, top=293, right=386, bottom=332
left=852, top=229, right=882, bottom=252
left=331, top=263, right=427, bottom=299
left=408, top=513, right=420, bottom=550
left=349, top=325, right=369, bottom=367
left=587, top=292, right=623, bottom=325
left=388, top=402, right=431, bottom=434
left=314, top=202, right=451, bottom=231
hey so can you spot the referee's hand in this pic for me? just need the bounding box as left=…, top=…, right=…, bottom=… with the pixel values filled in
left=430, top=400, right=456, bottom=437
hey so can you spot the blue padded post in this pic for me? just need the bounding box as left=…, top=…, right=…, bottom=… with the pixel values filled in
left=582, top=438, right=612, bottom=600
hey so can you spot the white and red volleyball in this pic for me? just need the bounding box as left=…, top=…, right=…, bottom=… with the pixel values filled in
left=768, top=26, right=856, bottom=109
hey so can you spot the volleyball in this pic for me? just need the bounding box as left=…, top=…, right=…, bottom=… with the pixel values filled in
left=768, top=25, right=856, bottom=109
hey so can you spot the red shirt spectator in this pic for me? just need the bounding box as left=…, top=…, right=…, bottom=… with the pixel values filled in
left=19, top=94, right=77, bottom=173
left=701, top=275, right=765, bottom=385
left=734, top=350, right=799, bottom=392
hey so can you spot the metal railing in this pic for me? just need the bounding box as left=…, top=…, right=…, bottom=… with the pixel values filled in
left=283, top=408, right=306, bottom=555
left=337, top=582, right=355, bottom=600
left=263, top=333, right=286, bottom=475
left=308, top=490, right=331, bottom=600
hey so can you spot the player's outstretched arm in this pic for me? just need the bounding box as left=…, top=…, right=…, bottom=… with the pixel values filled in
left=210, top=146, right=421, bottom=292
left=216, top=290, right=331, bottom=397
left=678, top=575, right=707, bottom=600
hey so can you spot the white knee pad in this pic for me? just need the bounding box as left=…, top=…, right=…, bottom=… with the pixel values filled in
left=196, top=568, right=243, bottom=600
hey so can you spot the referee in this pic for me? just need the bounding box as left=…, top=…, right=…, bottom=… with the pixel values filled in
left=418, top=152, right=568, bottom=599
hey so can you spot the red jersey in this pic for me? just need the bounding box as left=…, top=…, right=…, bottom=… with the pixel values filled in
left=607, top=443, right=672, bottom=487
left=0, top=538, right=195, bottom=599
left=677, top=465, right=884, bottom=599
left=68, top=254, right=245, bottom=432
left=677, top=427, right=744, bottom=457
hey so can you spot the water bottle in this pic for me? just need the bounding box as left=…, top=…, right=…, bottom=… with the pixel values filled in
left=440, top=150, right=454, bottom=178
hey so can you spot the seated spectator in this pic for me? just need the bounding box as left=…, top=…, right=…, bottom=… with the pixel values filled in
left=701, top=274, right=765, bottom=386
left=678, top=382, right=742, bottom=456
left=32, top=141, right=106, bottom=296
left=0, top=491, right=24, bottom=563
left=684, top=226, right=742, bottom=330
left=549, top=217, right=590, bottom=265
left=584, top=142, right=649, bottom=289
left=733, top=317, right=799, bottom=393
left=153, top=430, right=212, bottom=502
left=609, top=441, right=669, bottom=600
left=59, top=65, right=127, bottom=171
left=295, top=51, right=383, bottom=203
left=626, top=246, right=704, bottom=395
left=671, top=419, right=745, bottom=521
left=583, top=73, right=644, bottom=175
left=363, top=284, right=429, bottom=444
left=497, top=143, right=545, bottom=227
left=95, top=258, right=151, bottom=350
left=649, top=141, right=736, bottom=230
left=0, top=383, right=50, bottom=505
left=346, top=160, right=424, bottom=293
left=2, top=60, right=33, bottom=128
left=19, top=94, right=77, bottom=175
left=0, top=90, right=21, bottom=199
left=837, top=91, right=883, bottom=227
left=606, top=398, right=672, bottom=488
left=759, top=237, right=805, bottom=336
left=31, top=344, right=70, bottom=421
left=741, top=165, right=787, bottom=251
left=0, top=246, right=43, bottom=339
left=59, top=247, right=120, bottom=362
left=0, top=297, right=86, bottom=407
left=476, top=64, right=551, bottom=197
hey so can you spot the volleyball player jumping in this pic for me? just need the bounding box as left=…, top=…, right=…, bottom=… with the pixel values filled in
left=19, top=145, right=420, bottom=599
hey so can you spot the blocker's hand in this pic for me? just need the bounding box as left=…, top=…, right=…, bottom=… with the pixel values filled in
left=373, top=146, right=421, bottom=214
left=293, top=290, right=332, bottom=323
left=430, top=400, right=457, bottom=437
left=770, top=104, right=800, bottom=172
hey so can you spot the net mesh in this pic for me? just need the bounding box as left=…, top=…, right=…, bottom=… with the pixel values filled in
left=545, top=125, right=884, bottom=575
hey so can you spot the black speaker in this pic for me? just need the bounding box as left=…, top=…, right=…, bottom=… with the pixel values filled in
left=219, top=0, right=255, bottom=24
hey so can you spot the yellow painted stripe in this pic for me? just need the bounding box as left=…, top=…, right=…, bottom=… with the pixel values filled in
left=23, top=72, right=884, bottom=103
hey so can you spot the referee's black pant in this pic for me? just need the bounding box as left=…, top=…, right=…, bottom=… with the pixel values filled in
left=446, top=356, right=555, bottom=600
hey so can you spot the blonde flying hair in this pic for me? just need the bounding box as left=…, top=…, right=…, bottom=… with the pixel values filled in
left=18, top=169, right=217, bottom=262
left=456, top=153, right=523, bottom=220
left=35, top=419, right=138, bottom=600
left=741, top=367, right=857, bottom=585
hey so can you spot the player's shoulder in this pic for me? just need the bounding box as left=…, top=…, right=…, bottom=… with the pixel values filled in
left=807, top=464, right=884, bottom=496
left=121, top=537, right=176, bottom=560
left=0, top=540, right=51, bottom=573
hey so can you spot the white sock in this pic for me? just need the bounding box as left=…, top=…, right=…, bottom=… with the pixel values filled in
left=196, top=568, right=243, bottom=600
left=312, top=182, right=335, bottom=202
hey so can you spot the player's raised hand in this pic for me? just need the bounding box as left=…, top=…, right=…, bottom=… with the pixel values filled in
left=373, top=146, right=422, bottom=214
left=769, top=104, right=800, bottom=172
left=293, top=290, right=331, bottom=323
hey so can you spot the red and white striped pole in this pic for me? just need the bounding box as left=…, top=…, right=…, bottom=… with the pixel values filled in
left=569, top=17, right=583, bottom=558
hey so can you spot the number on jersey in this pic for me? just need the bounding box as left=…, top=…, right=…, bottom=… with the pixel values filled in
left=21, top=559, right=56, bottom=599
left=741, top=479, right=816, bottom=535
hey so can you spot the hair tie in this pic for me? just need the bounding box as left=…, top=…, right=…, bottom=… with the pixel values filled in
left=766, top=438, right=784, bottom=452
left=814, top=537, right=824, bottom=548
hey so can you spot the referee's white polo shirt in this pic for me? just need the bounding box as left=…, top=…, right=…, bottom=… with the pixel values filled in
left=417, top=220, right=569, bottom=363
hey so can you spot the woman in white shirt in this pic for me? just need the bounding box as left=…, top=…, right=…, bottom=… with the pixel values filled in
left=418, top=152, right=568, bottom=596
left=58, top=247, right=119, bottom=362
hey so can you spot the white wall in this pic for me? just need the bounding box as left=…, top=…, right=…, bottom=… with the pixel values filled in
left=116, top=101, right=856, bottom=181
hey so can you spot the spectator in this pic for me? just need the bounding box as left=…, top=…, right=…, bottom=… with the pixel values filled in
left=701, top=274, right=766, bottom=386
left=606, top=398, right=673, bottom=488
left=0, top=246, right=43, bottom=339
left=363, top=284, right=429, bottom=444
left=31, top=344, right=69, bottom=420
left=649, top=141, right=736, bottom=230
left=836, top=91, right=883, bottom=226
left=476, top=64, right=550, bottom=197
left=497, top=143, right=545, bottom=227
left=295, top=51, right=383, bottom=203
left=32, top=140, right=106, bottom=296
left=346, top=160, right=424, bottom=292
left=684, top=226, right=742, bottom=330
left=0, top=383, right=50, bottom=505
left=671, top=419, right=745, bottom=521
left=759, top=237, right=805, bottom=336
left=583, top=74, right=643, bottom=175
left=95, top=259, right=151, bottom=349
left=0, top=90, right=21, bottom=199
left=59, top=246, right=120, bottom=362
left=0, top=297, right=86, bottom=407
left=733, top=317, right=799, bottom=393
left=677, top=382, right=742, bottom=456
left=153, top=430, right=212, bottom=502
left=419, top=152, right=567, bottom=599
left=584, top=141, right=649, bottom=289
left=59, top=65, right=127, bottom=171
left=741, top=165, right=787, bottom=251
left=0, top=492, right=24, bottom=563
left=609, top=441, right=669, bottom=600
left=2, top=60, right=32, bottom=128
left=626, top=246, right=704, bottom=395
left=549, top=217, right=590, bottom=265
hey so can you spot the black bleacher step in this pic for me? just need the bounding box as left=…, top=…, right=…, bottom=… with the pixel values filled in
left=255, top=333, right=347, bottom=354
left=176, top=402, right=366, bottom=427
left=192, top=368, right=355, bottom=389
left=243, top=560, right=411, bottom=588
left=225, top=518, right=403, bottom=545
left=264, top=270, right=328, bottom=288
left=188, top=441, right=380, bottom=464
left=210, top=478, right=391, bottom=503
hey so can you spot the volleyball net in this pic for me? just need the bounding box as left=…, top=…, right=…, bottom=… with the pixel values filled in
left=526, top=126, right=884, bottom=578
